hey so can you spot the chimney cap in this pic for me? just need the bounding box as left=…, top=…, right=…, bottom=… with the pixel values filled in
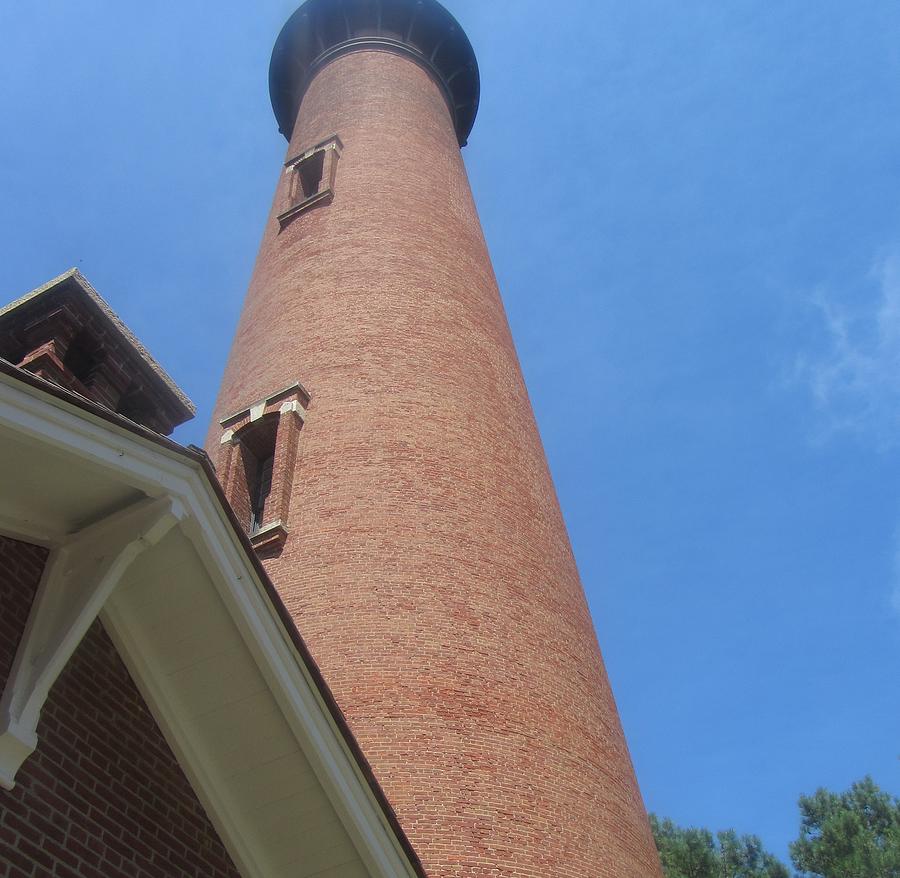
left=270, top=0, right=480, bottom=147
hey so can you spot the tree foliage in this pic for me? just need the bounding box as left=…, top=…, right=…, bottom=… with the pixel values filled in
left=650, top=815, right=789, bottom=878
left=652, top=777, right=900, bottom=878
left=790, top=776, right=900, bottom=878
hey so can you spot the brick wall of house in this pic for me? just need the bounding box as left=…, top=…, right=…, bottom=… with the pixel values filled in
left=0, top=535, right=241, bottom=878
left=206, top=44, right=663, bottom=878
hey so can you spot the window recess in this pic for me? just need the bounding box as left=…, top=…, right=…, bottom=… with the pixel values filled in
left=278, top=135, right=343, bottom=229
left=218, top=382, right=310, bottom=556
left=250, top=451, right=275, bottom=535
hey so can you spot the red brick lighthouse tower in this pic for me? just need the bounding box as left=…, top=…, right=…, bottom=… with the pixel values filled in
left=208, top=1, right=663, bottom=875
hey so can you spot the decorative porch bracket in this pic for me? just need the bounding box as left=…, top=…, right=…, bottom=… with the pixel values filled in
left=0, top=496, right=186, bottom=789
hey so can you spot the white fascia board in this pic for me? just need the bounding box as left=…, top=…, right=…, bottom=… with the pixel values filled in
left=0, top=373, right=420, bottom=878
left=0, top=377, right=197, bottom=500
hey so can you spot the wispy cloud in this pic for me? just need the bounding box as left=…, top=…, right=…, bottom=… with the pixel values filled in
left=796, top=250, right=900, bottom=450
left=795, top=250, right=900, bottom=619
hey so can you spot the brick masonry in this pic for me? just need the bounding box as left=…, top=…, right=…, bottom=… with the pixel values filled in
left=207, top=47, right=663, bottom=878
left=0, top=535, right=240, bottom=878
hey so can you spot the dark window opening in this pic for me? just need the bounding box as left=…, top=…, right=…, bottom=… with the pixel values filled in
left=250, top=453, right=274, bottom=534
left=237, top=416, right=278, bottom=536
left=63, top=330, right=103, bottom=386
left=279, top=138, right=341, bottom=229
left=296, top=150, right=325, bottom=201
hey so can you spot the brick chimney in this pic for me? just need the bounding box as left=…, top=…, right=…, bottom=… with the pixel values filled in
left=207, top=1, right=663, bottom=875
left=0, top=270, right=194, bottom=435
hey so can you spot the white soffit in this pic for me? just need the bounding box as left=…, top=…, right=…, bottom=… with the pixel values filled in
left=0, top=370, right=420, bottom=878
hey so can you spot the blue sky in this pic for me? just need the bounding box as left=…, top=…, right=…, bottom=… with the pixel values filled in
left=2, top=0, right=898, bottom=863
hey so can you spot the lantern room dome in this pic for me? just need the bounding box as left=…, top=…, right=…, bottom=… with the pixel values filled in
left=270, top=0, right=480, bottom=146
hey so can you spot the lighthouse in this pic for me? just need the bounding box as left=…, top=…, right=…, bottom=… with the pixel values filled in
left=207, top=1, right=663, bottom=875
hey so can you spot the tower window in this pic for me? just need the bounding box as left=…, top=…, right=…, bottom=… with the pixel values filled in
left=236, top=415, right=278, bottom=536
left=295, top=150, right=325, bottom=200
left=218, top=382, right=310, bottom=556
left=278, top=136, right=343, bottom=228
left=250, top=452, right=274, bottom=534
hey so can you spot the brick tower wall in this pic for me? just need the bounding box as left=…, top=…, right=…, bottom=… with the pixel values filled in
left=0, top=535, right=241, bottom=878
left=208, top=48, right=662, bottom=878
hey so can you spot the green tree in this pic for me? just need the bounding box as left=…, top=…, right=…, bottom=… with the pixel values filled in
left=650, top=815, right=789, bottom=878
left=718, top=830, right=791, bottom=878
left=790, top=776, right=900, bottom=878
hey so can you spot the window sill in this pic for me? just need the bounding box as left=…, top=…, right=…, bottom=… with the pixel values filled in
left=277, top=188, right=334, bottom=229
left=250, top=520, right=289, bottom=554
